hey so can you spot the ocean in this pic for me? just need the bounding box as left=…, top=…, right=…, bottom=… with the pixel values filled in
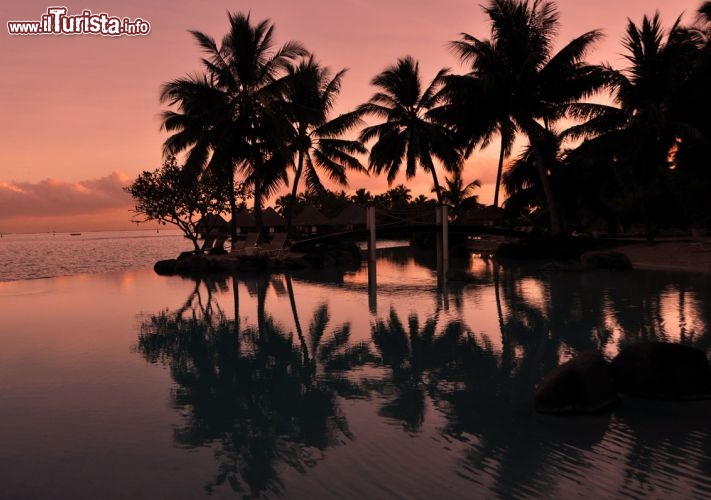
left=0, top=230, right=190, bottom=282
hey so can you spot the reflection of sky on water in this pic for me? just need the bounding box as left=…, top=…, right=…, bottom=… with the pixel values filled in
left=2, top=251, right=711, bottom=498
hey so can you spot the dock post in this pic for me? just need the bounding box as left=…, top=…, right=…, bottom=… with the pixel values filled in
left=436, top=205, right=442, bottom=278
left=367, top=206, right=377, bottom=265
left=367, top=206, right=377, bottom=314
left=441, top=204, right=449, bottom=277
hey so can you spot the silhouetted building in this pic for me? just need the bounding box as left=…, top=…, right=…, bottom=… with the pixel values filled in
left=293, top=205, right=330, bottom=236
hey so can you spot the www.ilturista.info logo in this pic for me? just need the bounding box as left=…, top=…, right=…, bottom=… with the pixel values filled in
left=7, top=7, right=150, bottom=36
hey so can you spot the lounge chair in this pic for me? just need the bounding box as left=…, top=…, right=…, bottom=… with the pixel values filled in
left=208, top=233, right=229, bottom=255
left=261, top=232, right=289, bottom=256
left=231, top=232, right=259, bottom=254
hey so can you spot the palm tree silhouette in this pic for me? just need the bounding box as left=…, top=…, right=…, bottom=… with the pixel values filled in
left=453, top=0, right=615, bottom=234
left=281, top=57, right=366, bottom=236
left=437, top=170, right=481, bottom=222
left=357, top=56, right=463, bottom=204
left=160, top=12, right=306, bottom=240
left=135, top=276, right=376, bottom=496
left=610, top=13, right=704, bottom=241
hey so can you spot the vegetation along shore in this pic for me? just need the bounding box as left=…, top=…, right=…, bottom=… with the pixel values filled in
left=123, top=0, right=711, bottom=266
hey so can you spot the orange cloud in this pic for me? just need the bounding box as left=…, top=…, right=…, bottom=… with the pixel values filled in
left=0, top=172, right=132, bottom=218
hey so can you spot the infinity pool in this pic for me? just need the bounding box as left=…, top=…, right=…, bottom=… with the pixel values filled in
left=2, top=248, right=711, bottom=498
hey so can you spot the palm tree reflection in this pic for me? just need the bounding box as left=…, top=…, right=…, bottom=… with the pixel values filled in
left=135, top=275, right=372, bottom=496
left=134, top=264, right=711, bottom=497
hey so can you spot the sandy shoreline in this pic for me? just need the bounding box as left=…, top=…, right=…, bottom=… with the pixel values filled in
left=612, top=238, right=711, bottom=275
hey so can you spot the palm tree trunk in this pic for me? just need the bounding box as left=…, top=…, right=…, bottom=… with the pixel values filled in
left=229, top=174, right=238, bottom=244
left=431, top=167, right=443, bottom=204
left=232, top=274, right=241, bottom=349
left=285, top=150, right=305, bottom=237
left=286, top=274, right=310, bottom=367
left=528, top=136, right=563, bottom=235
left=253, top=180, right=265, bottom=242
left=493, top=133, right=507, bottom=208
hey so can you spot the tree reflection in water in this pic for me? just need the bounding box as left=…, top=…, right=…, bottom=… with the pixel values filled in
left=133, top=259, right=711, bottom=498
left=135, top=274, right=373, bottom=497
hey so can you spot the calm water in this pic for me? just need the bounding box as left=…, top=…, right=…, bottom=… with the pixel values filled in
left=1, top=237, right=711, bottom=499
left=0, top=230, right=189, bottom=282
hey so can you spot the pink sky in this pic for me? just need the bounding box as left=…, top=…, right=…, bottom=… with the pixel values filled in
left=0, top=0, right=704, bottom=232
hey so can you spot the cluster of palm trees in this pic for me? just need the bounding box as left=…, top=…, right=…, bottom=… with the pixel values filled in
left=161, top=1, right=711, bottom=241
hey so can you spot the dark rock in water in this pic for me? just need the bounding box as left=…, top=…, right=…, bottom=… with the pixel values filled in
left=175, top=254, right=209, bottom=274
left=580, top=251, right=632, bottom=271
left=177, top=251, right=194, bottom=260
left=610, top=342, right=711, bottom=400
left=154, top=259, right=177, bottom=276
left=535, top=351, right=619, bottom=414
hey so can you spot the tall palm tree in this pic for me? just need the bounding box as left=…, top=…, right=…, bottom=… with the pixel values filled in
left=357, top=56, right=463, bottom=204
left=160, top=12, right=306, bottom=241
left=160, top=74, right=242, bottom=239
left=281, top=57, right=366, bottom=236
left=449, top=31, right=516, bottom=208
left=611, top=13, right=703, bottom=240
left=452, top=0, right=615, bottom=235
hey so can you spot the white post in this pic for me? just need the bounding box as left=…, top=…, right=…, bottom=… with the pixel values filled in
left=436, top=205, right=442, bottom=278
left=367, top=206, right=377, bottom=314
left=442, top=204, right=449, bottom=277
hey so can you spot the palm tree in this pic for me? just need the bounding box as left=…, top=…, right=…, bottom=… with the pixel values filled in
left=610, top=12, right=704, bottom=240
left=438, top=170, right=481, bottom=222
left=160, top=12, right=306, bottom=241
left=160, top=74, right=241, bottom=239
left=350, top=187, right=373, bottom=206
left=452, top=0, right=615, bottom=235
left=357, top=56, right=463, bottom=204
left=281, top=57, right=366, bottom=236
left=449, top=30, right=516, bottom=208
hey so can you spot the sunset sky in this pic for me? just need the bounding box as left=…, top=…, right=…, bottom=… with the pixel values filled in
left=0, top=0, right=704, bottom=233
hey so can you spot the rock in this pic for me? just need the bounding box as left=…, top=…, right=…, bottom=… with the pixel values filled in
left=535, top=351, right=619, bottom=414
left=175, top=254, right=209, bottom=273
left=153, top=259, right=177, bottom=275
left=580, top=251, right=632, bottom=271
left=610, top=342, right=711, bottom=400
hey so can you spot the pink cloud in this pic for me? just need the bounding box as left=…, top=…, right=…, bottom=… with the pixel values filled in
left=0, top=172, right=133, bottom=218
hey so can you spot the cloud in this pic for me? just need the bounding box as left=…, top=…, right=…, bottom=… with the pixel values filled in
left=0, top=172, right=133, bottom=218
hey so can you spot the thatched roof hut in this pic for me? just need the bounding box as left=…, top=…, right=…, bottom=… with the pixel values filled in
left=293, top=205, right=331, bottom=236
left=467, top=205, right=504, bottom=226
left=262, top=207, right=286, bottom=232
left=330, top=204, right=367, bottom=229
left=294, top=206, right=330, bottom=226
left=196, top=214, right=229, bottom=238
left=229, top=209, right=255, bottom=234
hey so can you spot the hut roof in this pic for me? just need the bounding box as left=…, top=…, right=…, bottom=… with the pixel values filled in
left=262, top=207, right=286, bottom=227
left=230, top=209, right=255, bottom=227
left=330, top=204, right=367, bottom=226
left=470, top=205, right=504, bottom=221
left=293, top=205, right=330, bottom=226
left=196, top=214, right=229, bottom=233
